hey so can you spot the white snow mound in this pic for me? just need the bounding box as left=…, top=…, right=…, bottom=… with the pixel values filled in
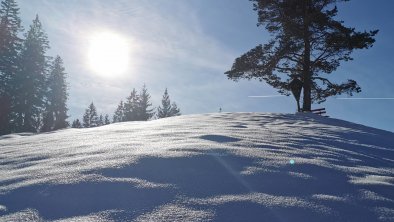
left=0, top=113, right=393, bottom=221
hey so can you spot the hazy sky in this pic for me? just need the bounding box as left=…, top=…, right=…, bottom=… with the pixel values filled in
left=17, top=0, right=394, bottom=132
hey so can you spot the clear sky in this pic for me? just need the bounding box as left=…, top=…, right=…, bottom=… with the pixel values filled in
left=17, top=0, right=394, bottom=132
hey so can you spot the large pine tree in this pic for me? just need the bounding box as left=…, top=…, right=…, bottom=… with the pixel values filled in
left=157, top=88, right=181, bottom=118
left=0, top=0, right=22, bottom=135
left=14, top=15, right=49, bottom=132
left=83, top=102, right=99, bottom=128
left=42, top=56, right=68, bottom=131
left=225, top=0, right=377, bottom=111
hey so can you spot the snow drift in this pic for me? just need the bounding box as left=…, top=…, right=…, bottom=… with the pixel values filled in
left=0, top=113, right=393, bottom=221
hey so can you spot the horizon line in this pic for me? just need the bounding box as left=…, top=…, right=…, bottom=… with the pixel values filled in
left=248, top=95, right=286, bottom=98
left=336, top=98, right=394, bottom=100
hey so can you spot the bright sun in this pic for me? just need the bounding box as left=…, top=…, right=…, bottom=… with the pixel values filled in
left=87, top=32, right=130, bottom=77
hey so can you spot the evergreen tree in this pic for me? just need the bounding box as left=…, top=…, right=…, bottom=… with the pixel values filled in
left=98, top=114, right=104, bottom=126
left=83, top=102, right=99, bottom=128
left=157, top=88, right=171, bottom=118
left=42, top=56, right=68, bottom=131
left=157, top=88, right=181, bottom=118
left=113, top=100, right=125, bottom=123
left=14, top=15, right=49, bottom=132
left=0, top=0, right=22, bottom=135
left=41, top=108, right=54, bottom=132
left=104, top=114, right=110, bottom=125
left=225, top=0, right=377, bottom=111
left=137, top=84, right=154, bottom=121
left=169, top=102, right=181, bottom=117
left=71, top=118, right=81, bottom=128
left=124, top=88, right=139, bottom=121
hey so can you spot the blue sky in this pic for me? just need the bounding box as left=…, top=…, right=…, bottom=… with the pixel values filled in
left=17, top=0, right=394, bottom=132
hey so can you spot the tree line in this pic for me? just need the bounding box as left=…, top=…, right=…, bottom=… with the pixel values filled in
left=0, top=0, right=68, bottom=135
left=0, top=0, right=182, bottom=135
left=71, top=86, right=181, bottom=128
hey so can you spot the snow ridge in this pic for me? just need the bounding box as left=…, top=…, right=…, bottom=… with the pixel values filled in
left=0, top=113, right=393, bottom=221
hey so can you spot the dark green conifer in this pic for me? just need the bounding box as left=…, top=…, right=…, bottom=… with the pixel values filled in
left=42, top=56, right=68, bottom=131
left=15, top=15, right=49, bottom=132
left=0, top=0, right=22, bottom=135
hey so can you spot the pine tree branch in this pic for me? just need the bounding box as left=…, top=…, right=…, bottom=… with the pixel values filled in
left=275, top=66, right=302, bottom=73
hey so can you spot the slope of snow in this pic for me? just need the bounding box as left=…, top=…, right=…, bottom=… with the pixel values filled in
left=0, top=112, right=393, bottom=221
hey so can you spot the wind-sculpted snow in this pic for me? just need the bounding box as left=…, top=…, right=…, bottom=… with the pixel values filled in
left=0, top=113, right=393, bottom=221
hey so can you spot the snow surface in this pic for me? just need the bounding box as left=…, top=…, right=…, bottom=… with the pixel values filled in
left=0, top=112, right=393, bottom=221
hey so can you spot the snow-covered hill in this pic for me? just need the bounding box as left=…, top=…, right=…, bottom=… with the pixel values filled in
left=0, top=113, right=393, bottom=222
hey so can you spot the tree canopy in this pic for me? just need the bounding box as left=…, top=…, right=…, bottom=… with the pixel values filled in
left=225, top=0, right=378, bottom=111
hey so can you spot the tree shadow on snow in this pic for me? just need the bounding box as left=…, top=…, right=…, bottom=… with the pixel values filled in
left=1, top=153, right=392, bottom=221
left=0, top=180, right=175, bottom=220
left=199, top=135, right=241, bottom=143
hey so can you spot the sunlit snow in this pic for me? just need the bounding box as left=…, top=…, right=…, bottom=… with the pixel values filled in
left=0, top=113, right=393, bottom=221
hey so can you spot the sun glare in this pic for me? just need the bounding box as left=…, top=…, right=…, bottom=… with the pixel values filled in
left=87, top=32, right=130, bottom=77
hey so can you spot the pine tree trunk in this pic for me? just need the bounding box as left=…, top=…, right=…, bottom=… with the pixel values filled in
left=0, top=95, right=11, bottom=135
left=302, top=44, right=312, bottom=112
left=302, top=0, right=312, bottom=112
